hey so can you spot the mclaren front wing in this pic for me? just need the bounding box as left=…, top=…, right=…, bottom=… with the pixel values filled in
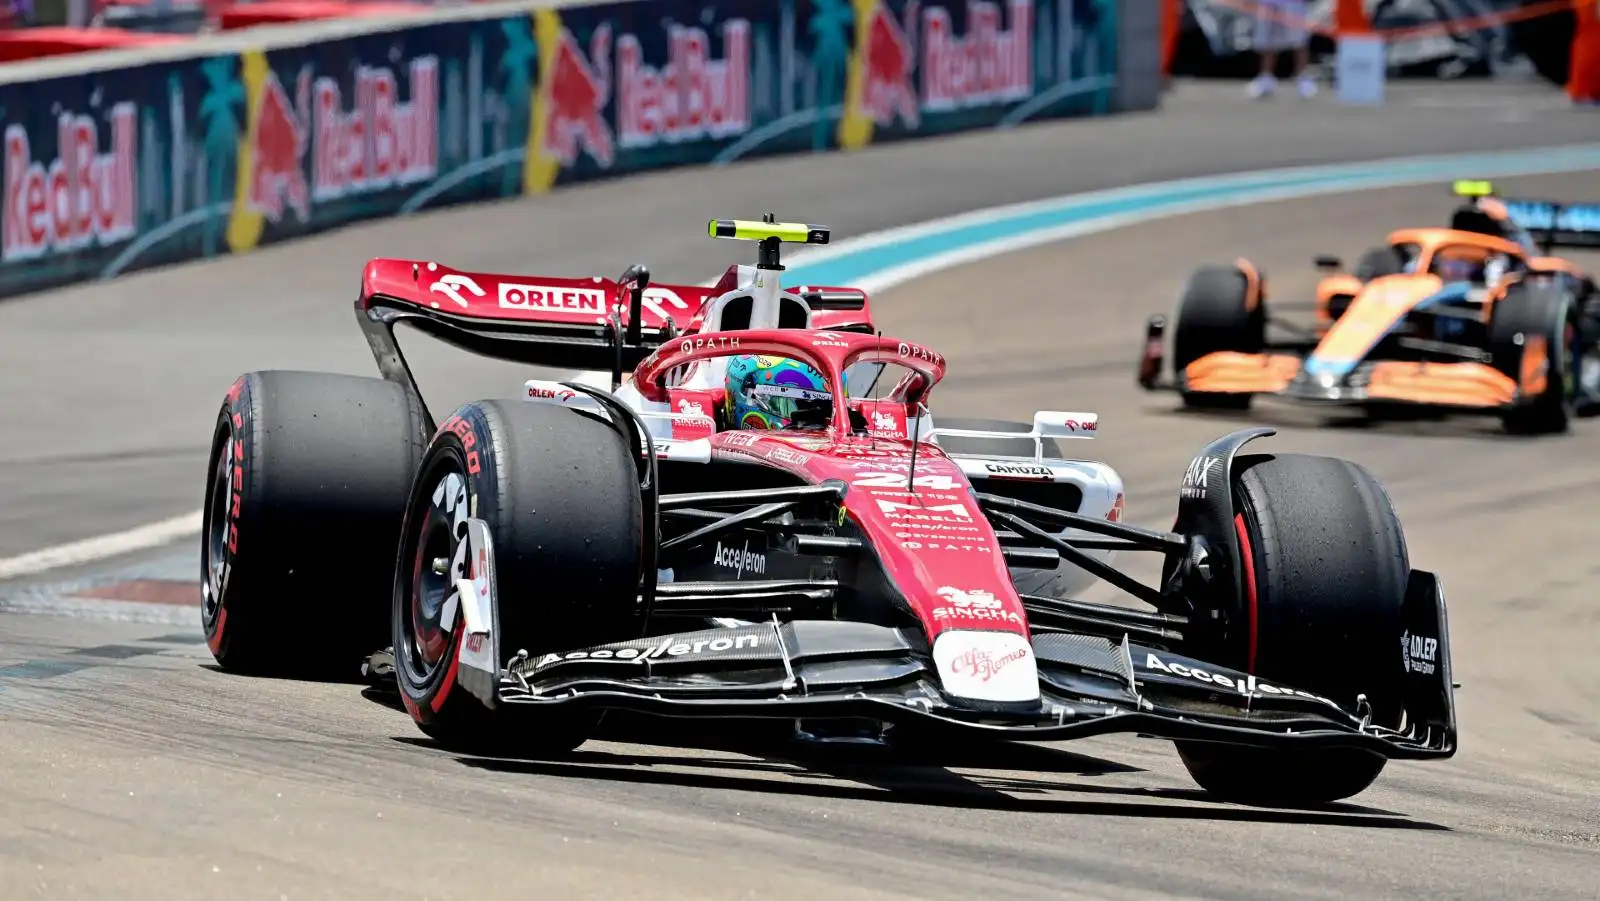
left=1175, top=351, right=1523, bottom=410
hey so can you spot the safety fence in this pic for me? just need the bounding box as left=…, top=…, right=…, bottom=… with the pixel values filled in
left=1161, top=0, right=1599, bottom=84
left=0, top=0, right=1158, bottom=298
left=1203, top=0, right=1588, bottom=39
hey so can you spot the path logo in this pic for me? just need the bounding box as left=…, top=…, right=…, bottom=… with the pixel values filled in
left=543, top=23, right=614, bottom=168
left=861, top=0, right=920, bottom=128
left=250, top=67, right=311, bottom=223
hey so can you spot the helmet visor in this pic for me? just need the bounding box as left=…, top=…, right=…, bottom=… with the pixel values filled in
left=751, top=383, right=831, bottom=420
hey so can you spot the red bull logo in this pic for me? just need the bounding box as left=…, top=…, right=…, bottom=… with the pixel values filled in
left=861, top=0, right=920, bottom=128
left=250, top=68, right=311, bottom=224
left=2, top=102, right=137, bottom=262
left=313, top=56, right=440, bottom=202
left=617, top=19, right=752, bottom=149
left=923, top=0, right=1033, bottom=111
left=544, top=23, right=615, bottom=168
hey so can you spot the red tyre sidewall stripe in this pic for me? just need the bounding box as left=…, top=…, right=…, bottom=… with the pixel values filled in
left=206, top=608, right=228, bottom=654
left=1233, top=512, right=1259, bottom=674
left=207, top=377, right=251, bottom=656
left=429, top=633, right=463, bottom=715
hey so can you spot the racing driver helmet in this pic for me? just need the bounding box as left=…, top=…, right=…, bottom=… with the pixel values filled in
left=723, top=354, right=833, bottom=430
left=1432, top=244, right=1492, bottom=284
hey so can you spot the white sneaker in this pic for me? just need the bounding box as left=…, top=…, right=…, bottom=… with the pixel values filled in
left=1248, top=75, right=1277, bottom=99
left=1297, top=75, right=1318, bottom=99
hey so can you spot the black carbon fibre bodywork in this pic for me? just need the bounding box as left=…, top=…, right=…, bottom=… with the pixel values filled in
left=456, top=566, right=1457, bottom=759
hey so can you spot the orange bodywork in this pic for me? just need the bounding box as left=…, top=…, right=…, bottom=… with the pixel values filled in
left=1177, top=218, right=1588, bottom=410
left=1385, top=228, right=1525, bottom=257
left=1365, top=362, right=1518, bottom=408
left=1183, top=352, right=1303, bottom=394
left=1315, top=273, right=1363, bottom=329
left=1234, top=257, right=1264, bottom=313
left=1520, top=334, right=1550, bottom=397
left=1317, top=274, right=1442, bottom=358
left=1528, top=255, right=1591, bottom=279
left=1184, top=265, right=1518, bottom=409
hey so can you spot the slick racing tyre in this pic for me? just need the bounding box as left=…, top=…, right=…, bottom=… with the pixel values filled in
left=930, top=417, right=1081, bottom=601
left=1171, top=264, right=1265, bottom=411
left=1176, top=453, right=1408, bottom=806
left=393, top=400, right=644, bottom=757
left=201, top=371, right=427, bottom=679
left=1488, top=279, right=1578, bottom=435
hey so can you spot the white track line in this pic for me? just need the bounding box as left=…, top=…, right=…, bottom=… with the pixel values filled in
left=0, top=592, right=201, bottom=625
left=5, top=143, right=1598, bottom=583
left=0, top=511, right=203, bottom=580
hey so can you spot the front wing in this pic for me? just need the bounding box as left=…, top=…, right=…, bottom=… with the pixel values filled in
left=1178, top=351, right=1521, bottom=411
left=395, top=523, right=1457, bottom=759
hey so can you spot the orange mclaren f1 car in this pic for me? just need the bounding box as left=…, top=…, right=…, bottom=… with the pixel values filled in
left=1138, top=181, right=1600, bottom=434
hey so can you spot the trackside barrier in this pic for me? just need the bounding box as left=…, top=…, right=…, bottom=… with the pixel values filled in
left=0, top=0, right=1157, bottom=298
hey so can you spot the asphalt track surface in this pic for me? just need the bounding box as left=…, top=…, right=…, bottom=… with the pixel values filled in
left=2, top=80, right=1598, bottom=899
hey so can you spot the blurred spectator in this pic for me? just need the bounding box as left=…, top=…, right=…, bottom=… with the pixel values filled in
left=1248, top=0, right=1317, bottom=99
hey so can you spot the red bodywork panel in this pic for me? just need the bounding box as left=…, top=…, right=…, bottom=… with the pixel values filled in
left=359, top=258, right=874, bottom=334
left=639, top=327, right=1025, bottom=644
left=712, top=430, right=1027, bottom=644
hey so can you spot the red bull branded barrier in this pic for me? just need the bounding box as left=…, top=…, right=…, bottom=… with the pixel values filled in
left=0, top=0, right=1142, bottom=298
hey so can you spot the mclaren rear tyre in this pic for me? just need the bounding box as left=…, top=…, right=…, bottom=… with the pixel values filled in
left=930, top=417, right=1070, bottom=600
left=1176, top=453, right=1408, bottom=806
left=1171, top=264, right=1265, bottom=411
left=200, top=371, right=427, bottom=680
left=1488, top=280, right=1577, bottom=435
left=393, top=400, right=644, bottom=757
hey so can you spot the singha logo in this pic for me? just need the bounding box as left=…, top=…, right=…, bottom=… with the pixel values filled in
left=936, top=586, right=1001, bottom=610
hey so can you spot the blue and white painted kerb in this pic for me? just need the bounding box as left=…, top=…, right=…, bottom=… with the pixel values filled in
left=3, top=142, right=1600, bottom=601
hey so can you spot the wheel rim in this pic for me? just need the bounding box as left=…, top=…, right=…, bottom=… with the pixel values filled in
left=400, top=460, right=471, bottom=684
left=200, top=429, right=233, bottom=627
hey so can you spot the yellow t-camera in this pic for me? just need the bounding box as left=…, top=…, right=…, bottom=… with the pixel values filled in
left=708, top=219, right=830, bottom=245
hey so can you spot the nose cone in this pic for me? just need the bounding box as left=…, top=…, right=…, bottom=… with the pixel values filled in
left=932, top=631, right=1040, bottom=704
left=1303, top=274, right=1443, bottom=380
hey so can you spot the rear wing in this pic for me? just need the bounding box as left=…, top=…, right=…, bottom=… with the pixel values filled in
left=355, top=259, right=875, bottom=434
left=1451, top=180, right=1600, bottom=250
left=1500, top=200, right=1600, bottom=250
left=354, top=215, right=874, bottom=434
left=358, top=258, right=700, bottom=373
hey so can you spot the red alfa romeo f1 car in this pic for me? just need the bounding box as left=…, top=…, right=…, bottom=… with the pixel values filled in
left=200, top=217, right=1457, bottom=805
